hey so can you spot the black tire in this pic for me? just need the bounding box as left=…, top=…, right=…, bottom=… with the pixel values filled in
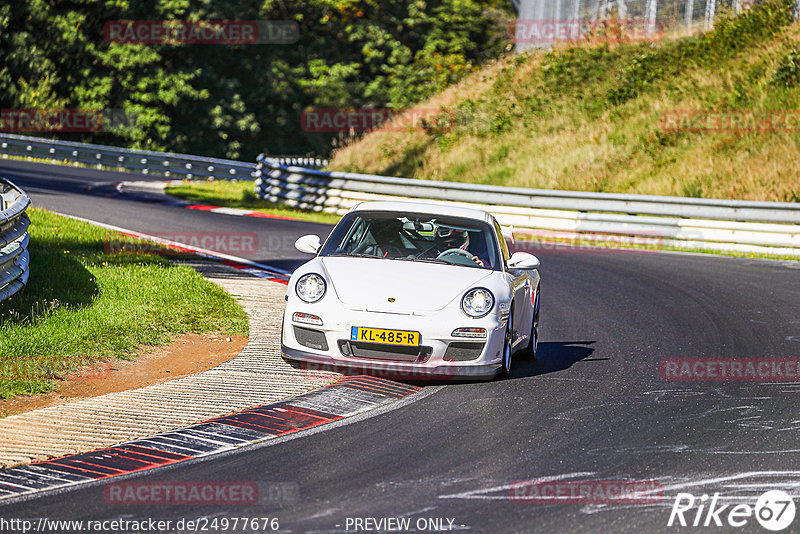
left=520, top=286, right=540, bottom=360
left=497, top=310, right=513, bottom=379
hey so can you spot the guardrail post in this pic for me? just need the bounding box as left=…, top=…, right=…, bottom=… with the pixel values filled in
left=617, top=0, right=627, bottom=19
left=704, top=0, right=716, bottom=30
left=645, top=0, right=658, bottom=35
left=570, top=0, right=581, bottom=25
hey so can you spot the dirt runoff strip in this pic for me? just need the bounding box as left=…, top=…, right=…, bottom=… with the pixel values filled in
left=0, top=261, right=340, bottom=467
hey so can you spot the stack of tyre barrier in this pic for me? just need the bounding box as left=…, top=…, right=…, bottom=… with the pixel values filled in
left=0, top=178, right=30, bottom=301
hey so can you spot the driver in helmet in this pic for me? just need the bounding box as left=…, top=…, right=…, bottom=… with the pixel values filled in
left=434, top=227, right=485, bottom=267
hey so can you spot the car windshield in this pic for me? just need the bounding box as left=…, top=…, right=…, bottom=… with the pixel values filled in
left=319, top=211, right=501, bottom=270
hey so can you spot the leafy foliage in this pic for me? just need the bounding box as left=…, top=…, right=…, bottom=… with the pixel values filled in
left=0, top=0, right=511, bottom=159
left=772, top=48, right=800, bottom=88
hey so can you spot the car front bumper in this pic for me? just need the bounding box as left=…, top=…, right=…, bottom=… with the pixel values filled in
left=281, top=344, right=501, bottom=380
left=281, top=309, right=507, bottom=381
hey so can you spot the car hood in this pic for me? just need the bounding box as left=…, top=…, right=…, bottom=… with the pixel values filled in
left=319, top=256, right=493, bottom=314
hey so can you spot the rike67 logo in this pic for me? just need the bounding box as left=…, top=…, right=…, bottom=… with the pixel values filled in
left=668, top=490, right=796, bottom=531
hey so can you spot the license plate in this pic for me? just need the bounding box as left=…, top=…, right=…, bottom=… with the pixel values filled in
left=351, top=327, right=420, bottom=346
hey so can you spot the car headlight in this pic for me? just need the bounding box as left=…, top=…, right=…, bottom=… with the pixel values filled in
left=461, top=288, right=494, bottom=318
left=296, top=273, right=326, bottom=303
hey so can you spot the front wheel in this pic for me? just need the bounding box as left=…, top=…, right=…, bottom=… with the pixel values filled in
left=497, top=312, right=513, bottom=379
left=520, top=287, right=540, bottom=360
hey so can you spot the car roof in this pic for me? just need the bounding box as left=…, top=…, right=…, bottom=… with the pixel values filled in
left=349, top=200, right=493, bottom=224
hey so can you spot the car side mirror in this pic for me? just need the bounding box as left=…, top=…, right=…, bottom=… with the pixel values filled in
left=295, top=234, right=322, bottom=254
left=508, top=251, right=540, bottom=270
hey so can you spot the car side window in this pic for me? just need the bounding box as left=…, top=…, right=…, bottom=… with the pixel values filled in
left=494, top=219, right=510, bottom=263
left=337, top=217, right=366, bottom=252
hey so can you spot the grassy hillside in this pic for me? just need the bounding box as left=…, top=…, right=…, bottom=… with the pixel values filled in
left=330, top=0, right=800, bottom=201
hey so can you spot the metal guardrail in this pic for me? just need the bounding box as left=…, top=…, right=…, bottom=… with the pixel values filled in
left=254, top=156, right=800, bottom=256
left=0, top=133, right=327, bottom=181
left=0, top=179, right=31, bottom=301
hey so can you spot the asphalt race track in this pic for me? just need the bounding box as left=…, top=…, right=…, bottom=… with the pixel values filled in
left=2, top=159, right=800, bottom=533
left=0, top=159, right=323, bottom=273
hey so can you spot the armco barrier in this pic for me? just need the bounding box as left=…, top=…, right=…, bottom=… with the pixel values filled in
left=0, top=133, right=327, bottom=181
left=0, top=179, right=31, bottom=301
left=254, top=156, right=800, bottom=257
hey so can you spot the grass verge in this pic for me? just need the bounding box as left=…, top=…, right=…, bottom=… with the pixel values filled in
left=165, top=179, right=341, bottom=225
left=0, top=208, right=249, bottom=400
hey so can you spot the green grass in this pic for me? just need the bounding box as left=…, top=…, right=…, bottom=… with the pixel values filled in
left=165, top=180, right=341, bottom=225
left=330, top=0, right=800, bottom=202
left=0, top=208, right=249, bottom=400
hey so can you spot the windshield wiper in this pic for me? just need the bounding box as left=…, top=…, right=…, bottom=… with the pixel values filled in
left=395, top=257, right=450, bottom=265
left=397, top=256, right=489, bottom=269
left=328, top=253, right=381, bottom=259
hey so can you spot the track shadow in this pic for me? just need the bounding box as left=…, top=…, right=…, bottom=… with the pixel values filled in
left=285, top=341, right=601, bottom=387
left=0, top=230, right=188, bottom=325
left=511, top=340, right=599, bottom=379
left=0, top=240, right=100, bottom=324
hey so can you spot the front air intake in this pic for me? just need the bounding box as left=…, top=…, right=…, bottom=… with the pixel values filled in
left=443, top=342, right=485, bottom=362
left=338, top=340, right=432, bottom=362
left=293, top=326, right=329, bottom=351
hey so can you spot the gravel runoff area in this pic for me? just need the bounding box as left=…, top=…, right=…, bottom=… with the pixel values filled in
left=0, top=261, right=340, bottom=467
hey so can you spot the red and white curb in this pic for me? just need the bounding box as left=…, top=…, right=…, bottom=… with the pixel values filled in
left=117, top=180, right=300, bottom=223
left=0, top=376, right=420, bottom=501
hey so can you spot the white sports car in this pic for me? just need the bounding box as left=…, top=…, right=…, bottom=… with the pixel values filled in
left=281, top=201, right=541, bottom=380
